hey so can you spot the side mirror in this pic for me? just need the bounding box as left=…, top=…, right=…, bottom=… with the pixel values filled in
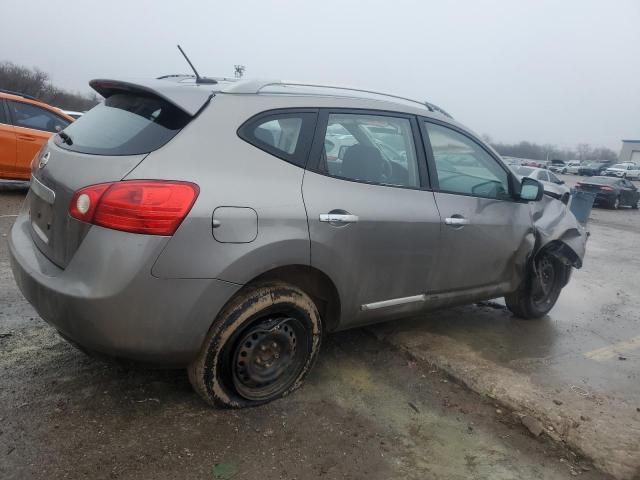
left=558, top=180, right=565, bottom=185
left=519, top=177, right=544, bottom=201
left=338, top=145, right=349, bottom=160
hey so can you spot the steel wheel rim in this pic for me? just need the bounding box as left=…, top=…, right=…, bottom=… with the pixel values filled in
left=231, top=315, right=308, bottom=401
left=532, top=256, right=556, bottom=307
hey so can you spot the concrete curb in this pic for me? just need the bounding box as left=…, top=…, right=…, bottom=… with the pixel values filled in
left=369, top=326, right=640, bottom=480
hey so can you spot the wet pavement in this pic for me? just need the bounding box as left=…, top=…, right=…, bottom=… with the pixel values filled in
left=0, top=177, right=634, bottom=479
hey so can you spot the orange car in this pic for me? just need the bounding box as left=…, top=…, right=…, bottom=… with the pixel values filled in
left=0, top=89, right=74, bottom=181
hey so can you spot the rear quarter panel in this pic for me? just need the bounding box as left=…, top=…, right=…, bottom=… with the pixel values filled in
left=128, top=94, right=311, bottom=283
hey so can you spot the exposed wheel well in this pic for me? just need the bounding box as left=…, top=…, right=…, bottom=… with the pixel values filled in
left=535, top=241, right=578, bottom=286
left=246, top=265, right=341, bottom=332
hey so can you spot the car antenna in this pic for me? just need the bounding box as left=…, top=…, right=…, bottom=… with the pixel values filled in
left=176, top=44, right=217, bottom=84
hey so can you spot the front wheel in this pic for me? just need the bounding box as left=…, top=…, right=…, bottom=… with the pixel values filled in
left=505, top=253, right=567, bottom=319
left=188, top=282, right=322, bottom=408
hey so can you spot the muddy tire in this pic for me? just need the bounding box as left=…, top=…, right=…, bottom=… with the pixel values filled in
left=505, top=253, right=566, bottom=320
left=188, top=282, right=322, bottom=408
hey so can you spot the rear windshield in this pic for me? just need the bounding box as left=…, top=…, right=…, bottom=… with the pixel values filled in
left=54, top=93, right=190, bottom=155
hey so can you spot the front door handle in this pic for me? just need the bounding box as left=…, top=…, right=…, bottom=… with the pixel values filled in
left=319, top=213, right=359, bottom=224
left=17, top=135, right=37, bottom=141
left=445, top=217, right=469, bottom=226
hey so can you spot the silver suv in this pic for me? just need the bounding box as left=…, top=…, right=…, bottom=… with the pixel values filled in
left=9, top=78, right=586, bottom=407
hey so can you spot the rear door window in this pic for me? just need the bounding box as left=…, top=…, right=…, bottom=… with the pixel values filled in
left=548, top=171, right=561, bottom=183
left=537, top=170, right=550, bottom=182
left=238, top=110, right=317, bottom=168
left=54, top=93, right=190, bottom=155
left=8, top=100, right=70, bottom=132
left=319, top=112, right=420, bottom=188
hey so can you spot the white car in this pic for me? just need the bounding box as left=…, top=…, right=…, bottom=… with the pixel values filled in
left=565, top=161, right=582, bottom=174
left=511, top=165, right=571, bottom=203
left=604, top=163, right=640, bottom=180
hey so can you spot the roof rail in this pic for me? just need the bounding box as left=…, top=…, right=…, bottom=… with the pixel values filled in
left=0, top=88, right=39, bottom=101
left=223, top=80, right=452, bottom=117
left=157, top=74, right=238, bottom=84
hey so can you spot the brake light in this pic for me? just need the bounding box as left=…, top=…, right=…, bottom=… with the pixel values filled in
left=600, top=186, right=613, bottom=191
left=70, top=180, right=199, bottom=235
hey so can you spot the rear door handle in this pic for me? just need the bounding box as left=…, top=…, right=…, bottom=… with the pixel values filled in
left=445, top=217, right=469, bottom=226
left=319, top=213, right=359, bottom=224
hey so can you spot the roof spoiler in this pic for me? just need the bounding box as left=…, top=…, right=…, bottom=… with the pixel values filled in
left=89, top=78, right=214, bottom=116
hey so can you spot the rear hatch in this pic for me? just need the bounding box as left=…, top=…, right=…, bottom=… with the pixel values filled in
left=29, top=79, right=213, bottom=268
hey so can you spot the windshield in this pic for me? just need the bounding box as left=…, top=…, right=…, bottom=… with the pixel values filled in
left=55, top=93, right=191, bottom=155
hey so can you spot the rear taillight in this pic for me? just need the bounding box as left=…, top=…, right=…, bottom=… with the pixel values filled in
left=69, top=180, right=199, bottom=235
left=600, top=186, right=613, bottom=191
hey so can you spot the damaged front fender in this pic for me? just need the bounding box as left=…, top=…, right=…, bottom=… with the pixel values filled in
left=530, top=196, right=587, bottom=268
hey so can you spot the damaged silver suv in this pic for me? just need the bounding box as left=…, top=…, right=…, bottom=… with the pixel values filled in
left=9, top=77, right=587, bottom=407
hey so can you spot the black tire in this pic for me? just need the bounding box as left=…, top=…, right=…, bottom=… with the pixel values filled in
left=188, top=282, right=322, bottom=408
left=632, top=199, right=639, bottom=209
left=505, top=253, right=567, bottom=320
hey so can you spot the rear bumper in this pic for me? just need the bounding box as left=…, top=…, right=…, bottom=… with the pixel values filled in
left=592, top=192, right=616, bottom=205
left=9, top=211, right=241, bottom=366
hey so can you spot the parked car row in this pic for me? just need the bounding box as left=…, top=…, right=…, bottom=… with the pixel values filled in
left=603, top=163, right=640, bottom=180
left=503, top=158, right=636, bottom=178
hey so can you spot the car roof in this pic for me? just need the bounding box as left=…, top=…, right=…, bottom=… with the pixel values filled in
left=90, top=77, right=455, bottom=122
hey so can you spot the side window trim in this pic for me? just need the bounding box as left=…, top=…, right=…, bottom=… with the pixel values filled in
left=237, top=108, right=318, bottom=169
left=419, top=117, right=518, bottom=201
left=307, top=108, right=431, bottom=190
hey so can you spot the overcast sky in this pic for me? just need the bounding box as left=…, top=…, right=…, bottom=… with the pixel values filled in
left=2, top=0, right=638, bottom=150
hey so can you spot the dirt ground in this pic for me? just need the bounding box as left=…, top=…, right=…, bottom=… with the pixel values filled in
left=0, top=178, right=626, bottom=480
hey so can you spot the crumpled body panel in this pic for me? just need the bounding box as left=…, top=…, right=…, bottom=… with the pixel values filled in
left=530, top=196, right=587, bottom=268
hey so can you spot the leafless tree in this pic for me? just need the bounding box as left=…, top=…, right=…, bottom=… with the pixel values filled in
left=0, top=61, right=98, bottom=111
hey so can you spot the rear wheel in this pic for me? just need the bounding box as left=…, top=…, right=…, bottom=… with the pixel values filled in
left=505, top=253, right=567, bottom=319
left=188, top=282, right=322, bottom=408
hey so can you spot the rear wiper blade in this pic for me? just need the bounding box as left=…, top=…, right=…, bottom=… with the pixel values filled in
left=58, top=131, right=73, bottom=145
